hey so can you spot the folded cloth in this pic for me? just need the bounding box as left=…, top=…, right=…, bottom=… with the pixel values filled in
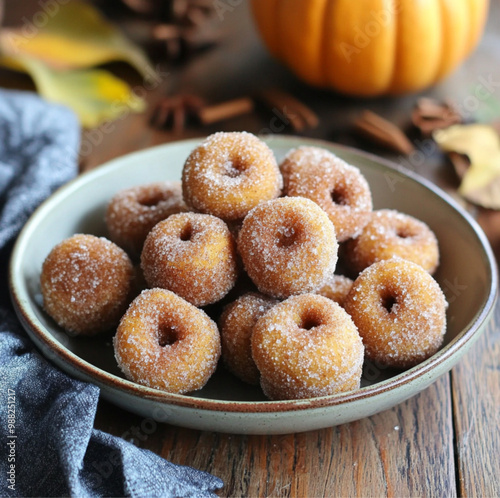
left=0, top=89, right=223, bottom=498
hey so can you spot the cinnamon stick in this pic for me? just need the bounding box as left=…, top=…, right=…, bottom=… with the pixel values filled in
left=354, top=110, right=415, bottom=155
left=197, top=97, right=254, bottom=125
left=257, top=89, right=319, bottom=132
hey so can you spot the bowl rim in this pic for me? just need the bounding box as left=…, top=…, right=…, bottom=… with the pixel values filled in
left=9, top=136, right=499, bottom=414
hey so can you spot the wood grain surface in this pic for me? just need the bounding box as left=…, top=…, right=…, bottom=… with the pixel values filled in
left=3, top=1, right=500, bottom=496
left=94, top=374, right=457, bottom=497
left=452, top=304, right=500, bottom=498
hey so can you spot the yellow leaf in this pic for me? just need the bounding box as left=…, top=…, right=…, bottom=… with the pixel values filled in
left=1, top=55, right=145, bottom=128
left=0, top=1, right=153, bottom=77
left=434, top=124, right=499, bottom=165
left=434, top=124, right=500, bottom=209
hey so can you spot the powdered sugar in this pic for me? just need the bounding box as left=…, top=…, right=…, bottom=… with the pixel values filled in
left=106, top=181, right=189, bottom=258
left=252, top=294, right=364, bottom=400
left=40, top=234, right=134, bottom=335
left=280, top=146, right=373, bottom=241
left=343, top=209, right=440, bottom=274
left=182, top=132, right=282, bottom=220
left=219, top=292, right=277, bottom=385
left=344, top=258, right=447, bottom=368
left=114, top=288, right=220, bottom=393
left=316, top=274, right=354, bottom=307
left=141, top=212, right=238, bottom=307
left=238, top=197, right=338, bottom=298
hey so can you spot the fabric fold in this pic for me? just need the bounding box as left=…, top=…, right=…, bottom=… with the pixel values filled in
left=0, top=89, right=223, bottom=498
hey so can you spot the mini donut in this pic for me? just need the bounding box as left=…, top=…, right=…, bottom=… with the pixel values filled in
left=316, top=274, right=354, bottom=307
left=114, top=288, right=220, bottom=393
left=219, top=292, right=278, bottom=385
left=40, top=234, right=134, bottom=336
left=343, top=258, right=447, bottom=369
left=280, top=146, right=372, bottom=242
left=342, top=209, right=440, bottom=274
left=106, top=181, right=189, bottom=258
left=237, top=197, right=338, bottom=299
left=252, top=294, right=364, bottom=400
left=182, top=132, right=282, bottom=220
left=141, top=212, right=238, bottom=307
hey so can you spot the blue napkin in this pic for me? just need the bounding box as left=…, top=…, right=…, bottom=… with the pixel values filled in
left=0, top=89, right=223, bottom=498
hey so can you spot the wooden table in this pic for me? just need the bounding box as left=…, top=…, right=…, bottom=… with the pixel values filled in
left=4, top=1, right=500, bottom=496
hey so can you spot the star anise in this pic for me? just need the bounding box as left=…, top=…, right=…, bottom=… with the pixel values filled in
left=150, top=94, right=206, bottom=132
left=412, top=98, right=463, bottom=136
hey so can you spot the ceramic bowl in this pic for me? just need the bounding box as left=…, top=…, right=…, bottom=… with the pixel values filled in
left=9, top=137, right=498, bottom=435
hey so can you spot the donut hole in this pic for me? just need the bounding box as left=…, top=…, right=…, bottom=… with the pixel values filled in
left=330, top=187, right=349, bottom=206
left=137, top=192, right=167, bottom=207
left=276, top=223, right=301, bottom=248
left=380, top=291, right=398, bottom=313
left=223, top=158, right=247, bottom=178
left=395, top=225, right=416, bottom=239
left=298, top=309, right=323, bottom=330
left=179, top=223, right=194, bottom=242
left=158, top=324, right=178, bottom=347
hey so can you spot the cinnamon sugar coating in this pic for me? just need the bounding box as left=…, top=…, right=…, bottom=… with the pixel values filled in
left=237, top=197, right=338, bottom=299
left=342, top=209, right=440, bottom=275
left=252, top=294, right=364, bottom=400
left=182, top=132, right=282, bottom=221
left=141, top=212, right=238, bottom=306
left=344, top=258, right=447, bottom=368
left=39, top=133, right=451, bottom=399
left=316, top=274, right=354, bottom=307
left=114, top=288, right=220, bottom=393
left=40, top=234, right=134, bottom=336
left=106, top=181, right=189, bottom=258
left=219, top=292, right=277, bottom=385
left=280, top=146, right=372, bottom=242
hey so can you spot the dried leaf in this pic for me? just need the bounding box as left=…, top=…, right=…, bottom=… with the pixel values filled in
left=0, top=1, right=153, bottom=76
left=1, top=55, right=145, bottom=128
left=0, top=1, right=152, bottom=127
left=434, top=124, right=500, bottom=209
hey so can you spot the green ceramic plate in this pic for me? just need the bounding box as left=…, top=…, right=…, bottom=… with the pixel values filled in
left=9, top=137, right=498, bottom=434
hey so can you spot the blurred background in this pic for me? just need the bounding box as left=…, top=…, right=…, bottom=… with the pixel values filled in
left=1, top=0, right=499, bottom=256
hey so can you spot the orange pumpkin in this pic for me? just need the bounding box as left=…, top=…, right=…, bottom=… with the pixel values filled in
left=250, top=0, right=489, bottom=96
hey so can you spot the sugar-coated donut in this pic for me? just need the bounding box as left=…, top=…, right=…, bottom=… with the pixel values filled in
left=114, top=288, right=220, bottom=393
left=237, top=197, right=338, bottom=299
left=182, top=132, right=282, bottom=220
left=219, top=292, right=277, bottom=385
left=342, top=209, right=440, bottom=274
left=40, top=234, right=134, bottom=336
left=141, top=212, right=238, bottom=306
left=106, top=181, right=189, bottom=258
left=252, top=294, right=364, bottom=400
left=316, top=274, right=354, bottom=307
left=344, top=258, right=447, bottom=368
left=280, top=146, right=372, bottom=242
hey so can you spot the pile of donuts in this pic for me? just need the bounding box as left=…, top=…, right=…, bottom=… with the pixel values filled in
left=39, top=132, right=447, bottom=401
